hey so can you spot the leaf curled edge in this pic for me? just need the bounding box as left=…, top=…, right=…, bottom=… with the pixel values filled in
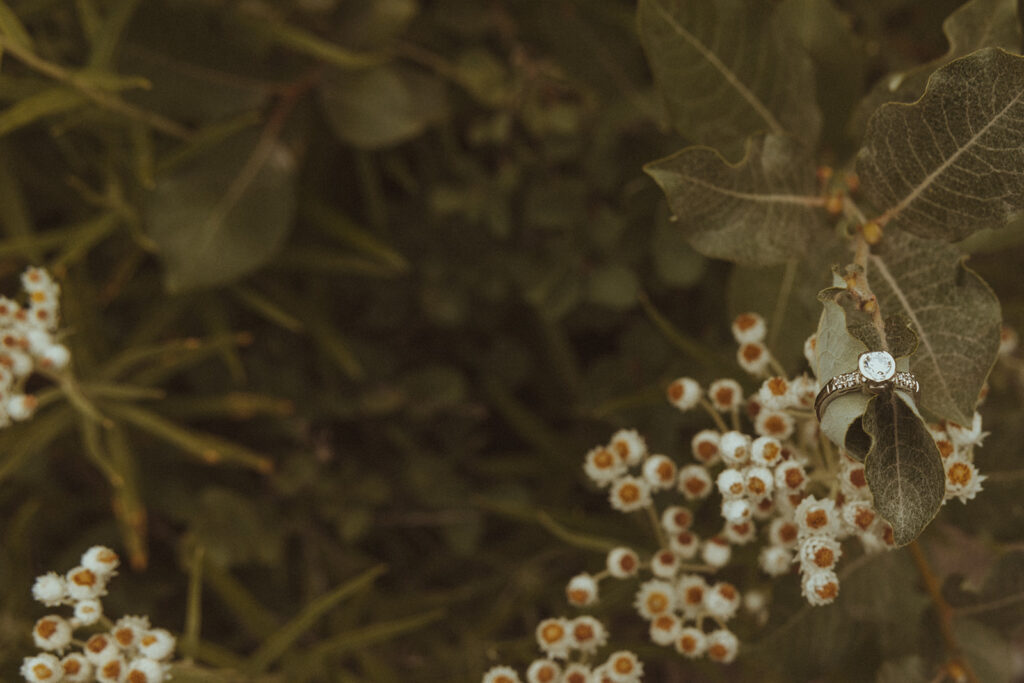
left=862, top=390, right=946, bottom=547
left=644, top=134, right=824, bottom=266
left=857, top=48, right=1024, bottom=241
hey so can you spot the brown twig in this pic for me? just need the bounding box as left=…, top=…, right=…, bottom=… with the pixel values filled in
left=908, top=540, right=979, bottom=683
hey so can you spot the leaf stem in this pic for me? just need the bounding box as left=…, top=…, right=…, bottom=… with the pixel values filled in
left=907, top=540, right=980, bottom=683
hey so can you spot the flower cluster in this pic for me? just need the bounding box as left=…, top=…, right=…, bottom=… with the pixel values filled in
left=583, top=313, right=990, bottom=661
left=487, top=311, right=993, bottom=674
left=0, top=267, right=71, bottom=427
left=481, top=615, right=642, bottom=683
left=22, top=546, right=176, bottom=683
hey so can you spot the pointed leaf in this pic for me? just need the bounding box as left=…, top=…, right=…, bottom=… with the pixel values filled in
left=644, top=134, right=824, bottom=266
left=820, top=284, right=919, bottom=358
left=144, top=129, right=297, bottom=291
left=862, top=390, right=946, bottom=546
left=637, top=0, right=820, bottom=156
left=852, top=0, right=1021, bottom=135
left=857, top=48, right=1024, bottom=241
left=868, top=230, right=1000, bottom=425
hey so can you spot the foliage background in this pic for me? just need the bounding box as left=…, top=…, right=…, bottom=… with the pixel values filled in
left=0, top=0, right=1022, bottom=681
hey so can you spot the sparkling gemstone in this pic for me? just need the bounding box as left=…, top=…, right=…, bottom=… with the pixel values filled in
left=859, top=351, right=896, bottom=382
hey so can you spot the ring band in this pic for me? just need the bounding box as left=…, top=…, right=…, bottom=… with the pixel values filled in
left=814, top=351, right=920, bottom=422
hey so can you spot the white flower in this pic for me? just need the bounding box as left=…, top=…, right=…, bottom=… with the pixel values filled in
left=66, top=566, right=107, bottom=600
left=650, top=549, right=680, bottom=579
left=690, top=429, right=721, bottom=465
left=768, top=518, right=800, bottom=547
left=716, top=468, right=745, bottom=499
left=944, top=457, right=986, bottom=502
left=804, top=334, right=818, bottom=369
left=677, top=464, right=713, bottom=500
left=526, top=660, right=561, bottom=683
left=708, top=379, right=743, bottom=411
left=566, top=573, right=599, bottom=607
left=737, top=341, right=772, bottom=375
left=732, top=312, right=766, bottom=344
left=603, top=650, right=643, bottom=683
left=634, top=579, right=676, bottom=619
left=32, top=615, right=73, bottom=652
left=608, top=429, right=646, bottom=466
left=111, top=614, right=151, bottom=650
left=706, top=628, right=740, bottom=663
left=798, top=535, right=842, bottom=573
left=482, top=665, right=523, bottom=683
left=660, top=505, right=693, bottom=534
left=20, top=653, right=62, bottom=683
left=758, top=545, right=793, bottom=577
left=642, top=454, right=677, bottom=490
left=535, top=618, right=572, bottom=659
left=38, top=344, right=71, bottom=371
left=667, top=377, right=702, bottom=411
left=606, top=547, right=640, bottom=579
left=7, top=394, right=37, bottom=421
left=74, top=598, right=104, bottom=626
left=750, top=435, right=783, bottom=467
left=93, top=652, right=128, bottom=683
left=81, top=546, right=120, bottom=577
left=83, top=633, right=119, bottom=665
left=561, top=663, right=593, bottom=682
left=676, top=574, right=709, bottom=619
left=757, top=376, right=792, bottom=410
left=723, top=519, right=756, bottom=545
left=138, top=628, right=176, bottom=661
left=744, top=466, right=774, bottom=498
left=842, top=500, right=878, bottom=533
left=755, top=409, right=795, bottom=439
left=675, top=626, right=707, bottom=658
left=60, top=653, right=93, bottom=683
left=718, top=431, right=750, bottom=467
left=802, top=569, right=840, bottom=606
left=669, top=530, right=699, bottom=559
left=608, top=476, right=651, bottom=512
left=775, top=461, right=808, bottom=492
left=31, top=572, right=67, bottom=606
left=583, top=446, right=626, bottom=487
left=701, top=536, right=732, bottom=568
left=568, top=616, right=607, bottom=654
left=947, top=413, right=987, bottom=448
left=721, top=498, right=751, bottom=524
left=124, top=658, right=169, bottom=683
left=704, top=581, right=740, bottom=620
left=794, top=496, right=839, bottom=538
left=648, top=613, right=681, bottom=646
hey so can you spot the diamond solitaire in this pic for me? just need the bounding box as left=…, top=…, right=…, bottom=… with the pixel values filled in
left=858, top=351, right=896, bottom=384
left=814, top=350, right=920, bottom=422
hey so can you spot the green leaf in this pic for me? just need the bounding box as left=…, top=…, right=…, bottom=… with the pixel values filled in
left=0, top=0, right=33, bottom=51
left=0, top=87, right=85, bottom=137
left=144, top=129, right=297, bottom=291
left=319, top=65, right=448, bottom=149
left=637, top=0, right=820, bottom=156
left=857, top=48, right=1024, bottom=241
left=820, top=284, right=919, bottom=359
left=868, top=229, right=1000, bottom=425
left=644, top=134, right=824, bottom=266
left=862, top=390, right=946, bottom=546
left=852, top=0, right=1021, bottom=136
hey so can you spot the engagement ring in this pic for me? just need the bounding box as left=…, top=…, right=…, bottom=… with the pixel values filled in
left=814, top=351, right=920, bottom=422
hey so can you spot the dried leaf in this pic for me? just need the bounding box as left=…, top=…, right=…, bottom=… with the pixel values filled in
left=852, top=0, right=1021, bottom=136
left=857, top=48, right=1024, bottom=241
left=862, top=390, right=946, bottom=546
left=637, top=0, right=820, bottom=156
left=644, top=133, right=824, bottom=266
left=868, top=230, right=1000, bottom=425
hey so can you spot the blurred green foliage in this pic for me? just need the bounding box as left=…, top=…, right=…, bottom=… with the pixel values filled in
left=0, top=0, right=1021, bottom=681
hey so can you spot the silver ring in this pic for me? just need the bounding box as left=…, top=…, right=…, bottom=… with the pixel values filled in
left=814, top=351, right=920, bottom=422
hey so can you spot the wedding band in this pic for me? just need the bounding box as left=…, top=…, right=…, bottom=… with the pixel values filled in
left=814, top=351, right=920, bottom=422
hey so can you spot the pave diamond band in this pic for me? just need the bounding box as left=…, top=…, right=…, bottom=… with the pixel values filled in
left=814, top=351, right=920, bottom=422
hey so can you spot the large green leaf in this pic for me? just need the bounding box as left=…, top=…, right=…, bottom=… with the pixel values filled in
left=868, top=230, right=1000, bottom=426
left=637, top=0, right=820, bottom=157
left=144, top=129, right=297, bottom=291
left=852, top=0, right=1021, bottom=137
left=319, top=64, right=448, bottom=149
left=644, top=134, right=824, bottom=266
left=857, top=48, right=1024, bottom=241
left=862, top=390, right=945, bottom=547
